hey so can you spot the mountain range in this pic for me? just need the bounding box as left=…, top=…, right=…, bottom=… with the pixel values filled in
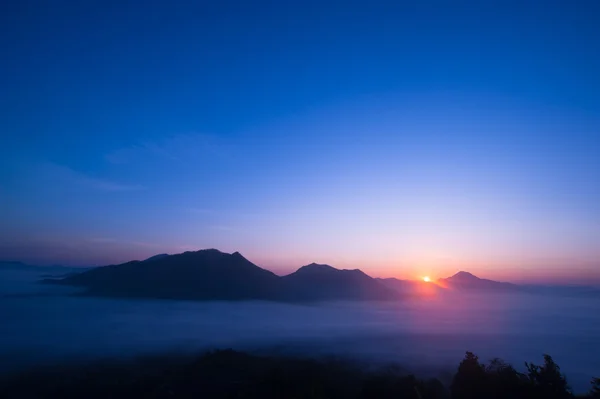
left=45, top=249, right=400, bottom=302
left=34, top=249, right=542, bottom=302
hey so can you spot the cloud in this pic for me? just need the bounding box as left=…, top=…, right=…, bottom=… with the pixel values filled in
left=42, top=162, right=144, bottom=192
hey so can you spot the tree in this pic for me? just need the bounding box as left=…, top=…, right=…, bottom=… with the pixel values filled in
left=451, top=352, right=487, bottom=399
left=485, top=358, right=528, bottom=399
left=526, top=354, right=572, bottom=399
left=590, top=377, right=600, bottom=398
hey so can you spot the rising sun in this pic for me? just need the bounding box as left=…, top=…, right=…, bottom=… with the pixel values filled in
left=423, top=276, right=431, bottom=282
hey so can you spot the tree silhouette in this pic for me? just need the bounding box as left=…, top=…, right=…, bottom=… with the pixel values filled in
left=0, top=349, right=592, bottom=399
left=485, top=358, right=529, bottom=399
left=590, top=377, right=600, bottom=398
left=525, top=354, right=572, bottom=399
left=450, top=351, right=487, bottom=399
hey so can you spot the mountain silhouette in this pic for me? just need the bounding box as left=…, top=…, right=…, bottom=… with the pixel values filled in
left=49, top=250, right=397, bottom=302
left=0, top=261, right=29, bottom=270
left=439, top=271, right=517, bottom=290
left=377, top=277, right=445, bottom=296
left=54, top=249, right=282, bottom=300
left=283, top=263, right=399, bottom=301
left=1, top=261, right=90, bottom=276
left=143, top=253, right=169, bottom=262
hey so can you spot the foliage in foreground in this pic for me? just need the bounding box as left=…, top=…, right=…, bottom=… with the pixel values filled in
left=0, top=349, right=598, bottom=399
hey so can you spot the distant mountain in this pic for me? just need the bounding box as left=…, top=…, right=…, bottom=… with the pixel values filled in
left=283, top=263, right=399, bottom=301
left=378, top=272, right=519, bottom=294
left=0, top=261, right=30, bottom=270
left=382, top=273, right=600, bottom=296
left=438, top=271, right=517, bottom=291
left=48, top=250, right=398, bottom=302
left=521, top=284, right=600, bottom=298
left=0, top=261, right=90, bottom=276
left=377, top=277, right=445, bottom=296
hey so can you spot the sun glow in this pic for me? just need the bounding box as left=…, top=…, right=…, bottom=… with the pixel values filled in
left=423, top=276, right=431, bottom=282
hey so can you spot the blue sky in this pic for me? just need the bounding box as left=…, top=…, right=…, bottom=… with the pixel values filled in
left=1, top=1, right=599, bottom=283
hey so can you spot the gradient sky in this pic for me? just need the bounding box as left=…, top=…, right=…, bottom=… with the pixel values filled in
left=1, top=1, right=599, bottom=283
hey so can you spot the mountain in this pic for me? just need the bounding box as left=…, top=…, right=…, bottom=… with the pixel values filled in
left=521, top=284, right=600, bottom=298
left=377, top=277, right=445, bottom=296
left=282, top=263, right=399, bottom=301
left=0, top=261, right=90, bottom=276
left=53, top=249, right=283, bottom=300
left=143, top=253, right=169, bottom=262
left=49, top=250, right=397, bottom=302
left=0, top=261, right=30, bottom=270
left=438, top=271, right=517, bottom=291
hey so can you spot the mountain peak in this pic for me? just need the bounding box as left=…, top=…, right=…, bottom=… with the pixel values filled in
left=282, top=263, right=398, bottom=301
left=440, top=271, right=516, bottom=291
left=298, top=263, right=337, bottom=272
left=50, top=249, right=399, bottom=302
left=450, top=271, right=479, bottom=280
left=308, top=262, right=329, bottom=267
left=195, top=248, right=224, bottom=254
left=182, top=249, right=255, bottom=264
left=143, top=254, right=169, bottom=262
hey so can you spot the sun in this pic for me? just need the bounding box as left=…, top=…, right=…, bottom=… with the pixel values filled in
left=422, top=276, right=431, bottom=282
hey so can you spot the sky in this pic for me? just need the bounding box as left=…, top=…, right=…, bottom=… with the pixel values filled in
left=1, top=1, right=599, bottom=284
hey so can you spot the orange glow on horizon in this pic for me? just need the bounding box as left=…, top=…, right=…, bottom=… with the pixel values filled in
left=423, top=276, right=431, bottom=282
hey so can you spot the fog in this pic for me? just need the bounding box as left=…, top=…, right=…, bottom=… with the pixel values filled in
left=1, top=270, right=599, bottom=393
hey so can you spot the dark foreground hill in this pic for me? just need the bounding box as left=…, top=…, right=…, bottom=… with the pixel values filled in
left=48, top=249, right=398, bottom=302
left=0, top=349, right=597, bottom=399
